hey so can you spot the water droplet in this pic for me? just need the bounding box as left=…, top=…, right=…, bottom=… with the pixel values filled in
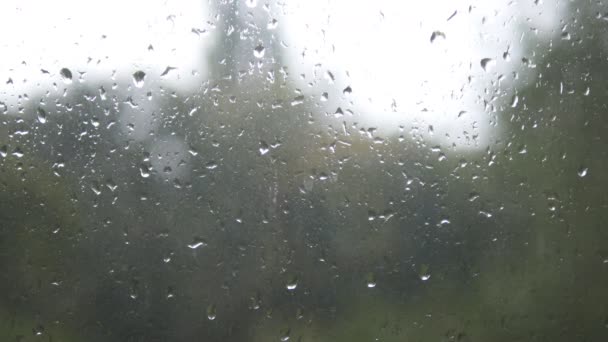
left=60, top=68, right=72, bottom=84
left=245, top=0, right=257, bottom=8
left=133, top=70, right=146, bottom=88
left=160, top=66, right=176, bottom=77
left=267, top=18, right=278, bottom=29
left=32, top=324, right=44, bottom=336
left=166, top=287, right=175, bottom=299
left=280, top=327, right=291, bottom=341
left=139, top=164, right=150, bottom=178
left=480, top=58, right=496, bottom=72
left=37, top=107, right=47, bottom=123
left=207, top=303, right=217, bottom=320
left=419, top=264, right=431, bottom=281
left=286, top=276, right=298, bottom=291
left=253, top=44, right=265, bottom=58
left=468, top=192, right=480, bottom=202
left=259, top=141, right=269, bottom=155
left=510, top=95, right=519, bottom=108
left=187, top=237, right=208, bottom=249
left=430, top=31, right=446, bottom=43
left=365, top=272, right=376, bottom=288
left=12, top=148, right=24, bottom=158
left=577, top=166, right=588, bottom=178
left=90, top=182, right=101, bottom=196
left=0, top=145, right=7, bottom=158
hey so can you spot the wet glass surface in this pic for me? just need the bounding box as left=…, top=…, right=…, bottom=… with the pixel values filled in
left=1, top=1, right=608, bottom=341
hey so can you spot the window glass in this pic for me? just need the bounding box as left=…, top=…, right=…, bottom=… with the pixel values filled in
left=1, top=0, right=607, bottom=341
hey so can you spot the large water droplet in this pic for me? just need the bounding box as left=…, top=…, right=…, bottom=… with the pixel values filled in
left=37, top=107, right=47, bottom=124
left=245, top=0, right=257, bottom=8
left=139, top=164, right=150, bottom=178
left=419, top=264, right=431, bottom=281
left=280, top=327, right=291, bottom=341
left=60, top=68, right=72, bottom=84
left=253, top=44, right=265, bottom=58
left=286, top=276, right=298, bottom=291
left=365, top=272, right=377, bottom=288
left=480, top=58, right=496, bottom=72
left=207, top=303, right=217, bottom=320
left=133, top=70, right=146, bottom=88
left=577, top=166, right=588, bottom=178
left=510, top=95, right=519, bottom=108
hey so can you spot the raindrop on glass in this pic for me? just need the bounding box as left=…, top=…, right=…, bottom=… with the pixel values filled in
left=577, top=167, right=588, bottom=178
left=187, top=237, right=208, bottom=249
left=480, top=58, right=496, bottom=72
left=430, top=31, right=446, bottom=43
left=365, top=272, right=377, bottom=288
left=60, top=68, right=73, bottom=84
left=253, top=44, right=265, bottom=58
left=133, top=71, right=146, bottom=88
left=259, top=141, right=270, bottom=155
left=207, top=303, right=217, bottom=320
left=510, top=95, right=519, bottom=108
left=286, top=276, right=298, bottom=291
left=419, top=264, right=431, bottom=281
left=37, top=107, right=47, bottom=124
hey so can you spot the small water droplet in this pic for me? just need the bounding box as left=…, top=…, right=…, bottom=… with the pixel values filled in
left=32, top=324, right=44, bottom=336
left=253, top=44, right=265, bottom=58
left=577, top=166, right=588, bottom=178
left=187, top=237, right=208, bottom=249
left=133, top=70, right=146, bottom=88
left=160, top=66, right=176, bottom=77
left=60, top=68, right=72, bottom=84
left=245, top=0, right=257, bottom=8
left=430, top=31, right=446, bottom=43
left=267, top=18, right=278, bottom=29
left=480, top=58, right=496, bottom=72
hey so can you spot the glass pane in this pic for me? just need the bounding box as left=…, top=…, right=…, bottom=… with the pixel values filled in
left=1, top=0, right=607, bottom=341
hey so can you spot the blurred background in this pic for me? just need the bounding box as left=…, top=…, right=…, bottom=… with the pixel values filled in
left=1, top=0, right=607, bottom=341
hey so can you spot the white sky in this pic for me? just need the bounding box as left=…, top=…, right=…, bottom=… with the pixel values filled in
left=0, top=0, right=566, bottom=152
left=279, top=0, right=566, bottom=151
